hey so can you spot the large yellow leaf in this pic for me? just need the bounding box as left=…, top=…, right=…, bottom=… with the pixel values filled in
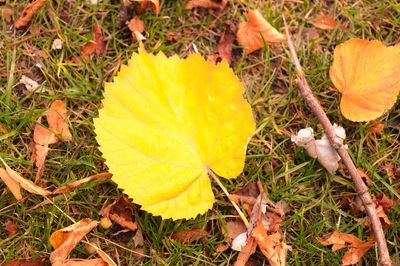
left=94, top=48, right=255, bottom=220
left=330, top=38, right=400, bottom=121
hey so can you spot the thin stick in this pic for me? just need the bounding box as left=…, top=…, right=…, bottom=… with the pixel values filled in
left=207, top=168, right=249, bottom=227
left=283, top=17, right=391, bottom=266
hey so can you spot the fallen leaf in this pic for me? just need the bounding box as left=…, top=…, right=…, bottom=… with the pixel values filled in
left=127, top=16, right=145, bottom=40
left=356, top=168, right=373, bottom=186
left=252, top=224, right=287, bottom=266
left=5, top=219, right=18, bottom=237
left=32, top=100, right=72, bottom=181
left=132, top=227, right=144, bottom=247
left=0, top=157, right=51, bottom=197
left=0, top=167, right=23, bottom=200
left=50, top=219, right=113, bottom=266
left=367, top=122, right=384, bottom=134
left=53, top=172, right=112, bottom=194
left=237, top=10, right=286, bottom=55
left=94, top=46, right=255, bottom=220
left=136, top=0, right=160, bottom=15
left=376, top=192, right=397, bottom=212
left=185, top=0, right=228, bottom=10
left=0, top=7, right=13, bottom=23
left=215, top=22, right=236, bottom=64
left=171, top=228, right=210, bottom=244
left=99, top=195, right=137, bottom=231
left=330, top=38, right=400, bottom=121
left=46, top=100, right=73, bottom=142
left=234, top=235, right=257, bottom=266
left=231, top=232, right=247, bottom=251
left=226, top=221, right=247, bottom=241
left=1, top=257, right=46, bottom=266
left=318, top=231, right=375, bottom=265
left=81, top=23, right=106, bottom=61
left=15, top=0, right=47, bottom=29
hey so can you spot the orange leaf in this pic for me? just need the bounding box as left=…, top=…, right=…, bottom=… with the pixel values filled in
left=53, top=172, right=112, bottom=195
left=234, top=235, right=257, bottom=266
left=318, top=231, right=375, bottom=265
left=50, top=219, right=112, bottom=266
left=81, top=23, right=106, bottom=61
left=127, top=16, right=145, bottom=40
left=329, top=38, right=400, bottom=121
left=0, top=167, right=22, bottom=200
left=1, top=257, right=46, bottom=266
left=171, top=228, right=210, bottom=244
left=5, top=219, right=18, bottom=237
left=237, top=10, right=286, bottom=55
left=185, top=0, right=228, bottom=10
left=14, top=0, right=46, bottom=29
left=215, top=22, right=236, bottom=64
left=46, top=100, right=73, bottom=142
left=367, top=122, right=384, bottom=134
left=136, top=0, right=160, bottom=15
left=313, top=15, right=338, bottom=30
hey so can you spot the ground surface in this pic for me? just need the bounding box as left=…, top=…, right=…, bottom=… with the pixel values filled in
left=0, top=0, right=400, bottom=265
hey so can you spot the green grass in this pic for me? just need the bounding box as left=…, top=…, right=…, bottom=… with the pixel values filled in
left=1, top=0, right=400, bottom=265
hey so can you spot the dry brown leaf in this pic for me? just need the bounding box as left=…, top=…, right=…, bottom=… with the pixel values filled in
left=5, top=219, right=18, bottom=237
left=53, top=172, right=112, bottom=194
left=50, top=219, right=110, bottom=266
left=81, top=23, right=106, bottom=62
left=318, top=231, right=375, bottom=265
left=0, top=167, right=22, bottom=200
left=127, top=16, right=145, bottom=40
left=0, top=157, right=51, bottom=197
left=356, top=168, right=373, bottom=186
left=185, top=0, right=228, bottom=10
left=15, top=0, right=46, bottom=29
left=215, top=22, right=236, bottom=64
left=226, top=221, right=247, bottom=241
left=99, top=195, right=137, bottom=231
left=367, top=122, right=384, bottom=134
left=376, top=192, right=397, bottom=212
left=46, top=100, right=73, bottom=142
left=171, top=228, right=210, bottom=244
left=313, top=15, right=347, bottom=31
left=237, top=10, right=286, bottom=55
left=136, top=0, right=160, bottom=15
left=234, top=236, right=257, bottom=266
left=252, top=224, right=287, bottom=266
left=1, top=257, right=46, bottom=266
left=0, top=7, right=13, bottom=23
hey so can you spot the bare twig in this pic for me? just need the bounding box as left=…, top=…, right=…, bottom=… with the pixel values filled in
left=283, top=18, right=391, bottom=266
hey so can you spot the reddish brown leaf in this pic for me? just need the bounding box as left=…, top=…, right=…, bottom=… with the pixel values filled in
left=234, top=236, right=257, bottom=266
left=1, top=257, right=46, bottom=266
left=81, top=23, right=106, bottom=61
left=99, top=195, right=137, bottom=231
left=185, top=0, right=228, bottom=10
left=318, top=231, right=375, bottom=265
left=376, top=192, right=397, bottom=212
left=215, top=22, right=236, bottom=64
left=137, top=0, right=160, bottom=15
left=356, top=168, right=373, bottom=186
left=368, top=122, right=384, bottom=134
left=15, top=0, right=46, bottom=29
left=46, top=100, right=73, bottom=142
left=0, top=7, right=13, bottom=23
left=53, top=173, right=112, bottom=194
left=5, top=219, right=18, bottom=237
left=171, top=228, right=210, bottom=244
left=225, top=221, right=246, bottom=241
left=313, top=15, right=347, bottom=31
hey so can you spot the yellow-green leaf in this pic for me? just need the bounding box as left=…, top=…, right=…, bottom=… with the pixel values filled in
left=94, top=48, right=255, bottom=220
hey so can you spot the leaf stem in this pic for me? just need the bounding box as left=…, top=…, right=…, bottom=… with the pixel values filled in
left=207, top=168, right=249, bottom=227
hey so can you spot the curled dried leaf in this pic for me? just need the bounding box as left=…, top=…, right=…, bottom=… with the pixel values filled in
left=15, top=0, right=46, bottom=29
left=185, top=0, right=228, bottom=10
left=237, top=10, right=286, bottom=55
